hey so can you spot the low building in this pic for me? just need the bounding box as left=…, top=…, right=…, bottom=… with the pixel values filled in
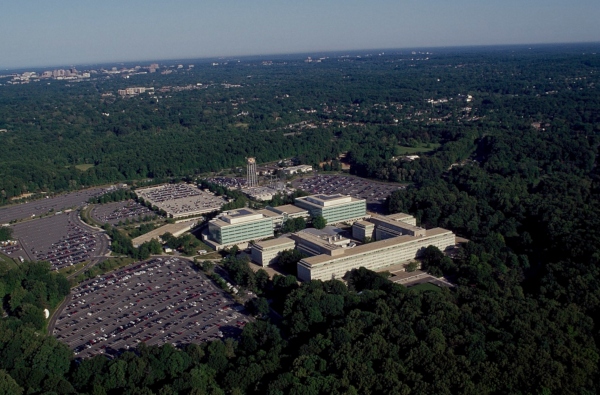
left=206, top=209, right=274, bottom=250
left=294, top=194, right=367, bottom=225
left=383, top=212, right=417, bottom=225
left=352, top=220, right=375, bottom=242
left=243, top=187, right=278, bottom=201
left=283, top=165, right=313, bottom=175
left=250, top=237, right=296, bottom=266
left=297, top=228, right=455, bottom=282
left=291, top=228, right=354, bottom=257
left=132, top=220, right=197, bottom=248
left=264, top=204, right=310, bottom=228
left=369, top=214, right=426, bottom=240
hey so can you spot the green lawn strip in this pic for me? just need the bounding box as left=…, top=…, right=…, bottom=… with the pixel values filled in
left=408, top=282, right=441, bottom=292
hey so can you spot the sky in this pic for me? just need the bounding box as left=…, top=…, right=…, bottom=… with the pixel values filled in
left=1, top=0, right=599, bottom=69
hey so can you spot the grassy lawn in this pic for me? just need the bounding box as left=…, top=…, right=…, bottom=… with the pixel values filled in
left=396, top=143, right=441, bottom=155
left=72, top=257, right=136, bottom=284
left=58, top=260, right=88, bottom=277
left=0, top=253, right=19, bottom=269
left=194, top=240, right=222, bottom=260
left=75, top=164, right=95, bottom=171
left=80, top=205, right=103, bottom=227
left=409, top=282, right=441, bottom=292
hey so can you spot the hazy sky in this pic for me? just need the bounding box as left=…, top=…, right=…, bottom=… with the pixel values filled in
left=1, top=0, right=599, bottom=69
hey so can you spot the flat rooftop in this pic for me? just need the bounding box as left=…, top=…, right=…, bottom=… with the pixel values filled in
left=314, top=194, right=345, bottom=201
left=226, top=209, right=254, bottom=218
left=296, top=194, right=364, bottom=208
left=132, top=220, right=197, bottom=247
left=300, top=226, right=346, bottom=238
left=211, top=208, right=270, bottom=226
left=354, top=220, right=374, bottom=228
left=384, top=212, right=414, bottom=221
left=300, top=227, right=454, bottom=267
left=254, top=237, right=295, bottom=249
left=267, top=204, right=308, bottom=215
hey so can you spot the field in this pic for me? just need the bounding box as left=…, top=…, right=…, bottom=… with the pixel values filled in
left=396, top=143, right=441, bottom=155
left=408, top=282, right=441, bottom=292
left=194, top=240, right=222, bottom=259
left=75, top=164, right=95, bottom=171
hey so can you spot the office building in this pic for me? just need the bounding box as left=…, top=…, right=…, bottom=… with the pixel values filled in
left=352, top=220, right=375, bottom=242
left=368, top=214, right=426, bottom=240
left=206, top=208, right=273, bottom=250
left=290, top=228, right=353, bottom=257
left=250, top=237, right=296, bottom=266
left=297, top=228, right=455, bottom=282
left=294, top=194, right=367, bottom=225
left=262, top=204, right=310, bottom=228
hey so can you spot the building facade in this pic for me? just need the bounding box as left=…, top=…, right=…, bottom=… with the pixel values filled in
left=297, top=228, right=455, bottom=282
left=207, top=209, right=273, bottom=249
left=369, top=214, right=426, bottom=240
left=250, top=237, right=296, bottom=266
left=294, top=194, right=367, bottom=224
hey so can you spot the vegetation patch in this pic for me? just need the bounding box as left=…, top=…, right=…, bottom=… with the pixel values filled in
left=57, top=260, right=88, bottom=277
left=74, top=163, right=95, bottom=171
left=407, top=282, right=441, bottom=292
left=395, top=142, right=441, bottom=155
left=73, top=257, right=135, bottom=284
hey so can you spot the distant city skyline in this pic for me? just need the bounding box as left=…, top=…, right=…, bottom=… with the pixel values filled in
left=1, top=0, right=599, bottom=70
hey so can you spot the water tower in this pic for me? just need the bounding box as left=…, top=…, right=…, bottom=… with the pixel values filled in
left=246, top=157, right=258, bottom=188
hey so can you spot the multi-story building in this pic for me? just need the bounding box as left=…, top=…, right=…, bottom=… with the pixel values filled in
left=352, top=220, right=375, bottom=242
left=369, top=214, right=426, bottom=240
left=290, top=228, right=353, bottom=257
left=206, top=209, right=273, bottom=249
left=250, top=237, right=296, bottom=266
left=262, top=204, right=310, bottom=228
left=294, top=194, right=367, bottom=225
left=297, top=228, right=455, bottom=282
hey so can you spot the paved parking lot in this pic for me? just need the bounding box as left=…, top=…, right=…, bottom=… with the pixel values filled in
left=91, top=200, right=155, bottom=225
left=136, top=184, right=226, bottom=218
left=292, top=175, right=405, bottom=212
left=53, top=257, right=250, bottom=358
left=203, top=177, right=247, bottom=189
left=6, top=211, right=109, bottom=269
left=0, top=187, right=107, bottom=224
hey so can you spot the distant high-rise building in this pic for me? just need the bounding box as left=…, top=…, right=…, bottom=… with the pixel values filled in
left=247, top=158, right=258, bottom=188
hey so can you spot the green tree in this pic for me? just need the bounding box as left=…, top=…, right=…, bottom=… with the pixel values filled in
left=0, top=370, right=23, bottom=395
left=245, top=297, right=270, bottom=317
left=312, top=215, right=327, bottom=230
left=0, top=227, right=12, bottom=242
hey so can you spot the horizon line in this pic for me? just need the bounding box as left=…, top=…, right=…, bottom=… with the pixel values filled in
left=2, top=40, right=600, bottom=72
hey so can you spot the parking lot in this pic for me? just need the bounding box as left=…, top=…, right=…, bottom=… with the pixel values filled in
left=136, top=184, right=226, bottom=218
left=292, top=175, right=405, bottom=212
left=91, top=200, right=155, bottom=225
left=6, top=211, right=109, bottom=269
left=0, top=187, right=107, bottom=224
left=53, top=257, right=250, bottom=358
left=203, top=177, right=247, bottom=189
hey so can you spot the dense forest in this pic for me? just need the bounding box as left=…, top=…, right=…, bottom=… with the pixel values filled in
left=1, top=44, right=596, bottom=204
left=0, top=44, right=600, bottom=394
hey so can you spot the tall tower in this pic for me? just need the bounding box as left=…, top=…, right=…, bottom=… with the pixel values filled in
left=246, top=157, right=258, bottom=188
